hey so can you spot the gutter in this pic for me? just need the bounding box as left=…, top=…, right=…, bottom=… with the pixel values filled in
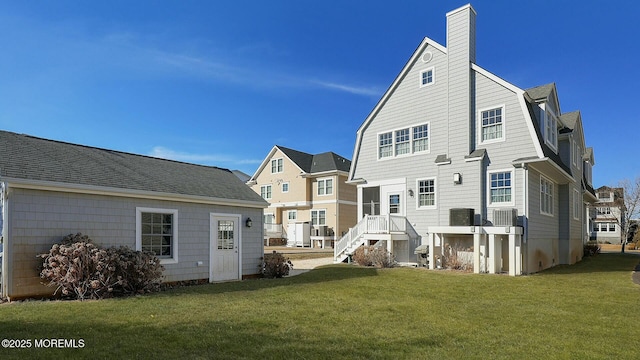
left=2, top=177, right=269, bottom=209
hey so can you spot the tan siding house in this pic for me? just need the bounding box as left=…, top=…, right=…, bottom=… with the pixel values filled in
left=248, top=145, right=356, bottom=248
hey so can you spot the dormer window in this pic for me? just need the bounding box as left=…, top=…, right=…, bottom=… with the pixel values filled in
left=543, top=109, right=558, bottom=151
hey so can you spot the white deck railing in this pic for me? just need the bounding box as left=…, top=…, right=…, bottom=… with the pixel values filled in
left=334, top=215, right=408, bottom=261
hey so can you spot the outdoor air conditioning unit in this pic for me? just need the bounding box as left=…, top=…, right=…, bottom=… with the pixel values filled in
left=449, top=208, right=474, bottom=226
left=493, top=209, right=518, bottom=226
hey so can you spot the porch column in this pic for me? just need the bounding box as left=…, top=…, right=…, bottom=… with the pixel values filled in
left=480, top=235, right=487, bottom=273
left=428, top=233, right=435, bottom=270
left=508, top=234, right=521, bottom=276
left=473, top=232, right=481, bottom=274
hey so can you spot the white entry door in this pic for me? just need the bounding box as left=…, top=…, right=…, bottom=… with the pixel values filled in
left=381, top=183, right=406, bottom=217
left=210, top=214, right=240, bottom=282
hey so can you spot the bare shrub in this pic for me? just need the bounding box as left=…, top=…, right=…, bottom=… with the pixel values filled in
left=441, top=243, right=473, bottom=271
left=39, top=233, right=164, bottom=300
left=352, top=245, right=395, bottom=268
left=260, top=251, right=293, bottom=278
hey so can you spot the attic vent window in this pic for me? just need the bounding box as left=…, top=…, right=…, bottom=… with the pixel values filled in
left=421, top=52, right=433, bottom=63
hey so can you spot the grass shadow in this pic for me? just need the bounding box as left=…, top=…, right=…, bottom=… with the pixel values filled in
left=535, top=253, right=640, bottom=276
left=154, top=264, right=378, bottom=298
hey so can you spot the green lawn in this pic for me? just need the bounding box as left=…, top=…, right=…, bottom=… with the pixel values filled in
left=1, top=253, right=639, bottom=359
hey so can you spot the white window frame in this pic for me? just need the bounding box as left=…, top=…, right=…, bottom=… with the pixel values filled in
left=478, top=105, right=506, bottom=144
left=419, top=67, right=435, bottom=87
left=288, top=210, right=297, bottom=221
left=317, top=178, right=333, bottom=196
left=395, top=128, right=411, bottom=156
left=378, top=131, right=393, bottom=159
left=543, top=108, right=558, bottom=151
left=377, top=122, right=431, bottom=160
left=412, top=124, right=429, bottom=153
left=540, top=175, right=554, bottom=216
left=136, top=207, right=178, bottom=264
left=260, top=185, right=272, bottom=200
left=416, top=178, right=436, bottom=210
left=311, top=209, right=326, bottom=226
left=573, top=189, right=580, bottom=220
left=282, top=182, right=289, bottom=193
left=271, top=158, right=283, bottom=174
left=487, top=169, right=515, bottom=207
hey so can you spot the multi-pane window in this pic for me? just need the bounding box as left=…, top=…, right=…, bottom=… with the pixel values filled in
left=282, top=182, right=289, bottom=193
left=311, top=210, right=326, bottom=225
left=271, top=158, right=283, bottom=173
left=318, top=179, right=333, bottom=196
left=420, top=68, right=434, bottom=86
left=540, top=177, right=554, bottom=215
left=395, top=129, right=410, bottom=155
left=545, top=110, right=558, bottom=150
left=481, top=107, right=503, bottom=142
left=389, top=194, right=400, bottom=214
left=490, top=172, right=512, bottom=204
left=573, top=141, right=581, bottom=167
left=594, top=222, right=617, bottom=232
left=217, top=220, right=234, bottom=250
left=378, top=124, right=430, bottom=159
left=413, top=124, right=429, bottom=152
left=288, top=210, right=297, bottom=221
left=418, top=179, right=435, bottom=208
left=597, top=207, right=611, bottom=215
left=609, top=223, right=616, bottom=232
left=260, top=185, right=272, bottom=200
left=379, top=132, right=393, bottom=158
left=139, top=211, right=175, bottom=259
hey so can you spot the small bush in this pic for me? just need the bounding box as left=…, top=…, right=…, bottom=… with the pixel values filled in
left=39, top=233, right=164, bottom=300
left=583, top=243, right=601, bottom=257
left=441, top=243, right=473, bottom=271
left=260, top=251, right=293, bottom=278
left=352, top=246, right=395, bottom=268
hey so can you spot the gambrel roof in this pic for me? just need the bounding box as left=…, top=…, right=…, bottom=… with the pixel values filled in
left=0, top=130, right=267, bottom=207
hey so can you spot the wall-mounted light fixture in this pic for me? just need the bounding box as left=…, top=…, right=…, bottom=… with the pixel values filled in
left=408, top=189, right=414, bottom=197
left=453, top=173, right=462, bottom=184
left=245, top=217, right=253, bottom=228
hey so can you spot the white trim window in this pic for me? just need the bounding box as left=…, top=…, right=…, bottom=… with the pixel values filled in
left=480, top=106, right=504, bottom=143
left=540, top=176, right=554, bottom=216
left=573, top=189, right=580, bottom=220
left=311, top=209, right=326, bottom=226
left=260, top=185, right=272, bottom=200
left=317, top=178, right=333, bottom=196
left=379, top=132, right=393, bottom=159
left=412, top=124, right=429, bottom=152
left=378, top=123, right=431, bottom=159
left=288, top=210, right=297, bottom=221
left=282, top=182, right=289, bottom=193
left=420, top=67, right=434, bottom=87
left=572, top=141, right=581, bottom=167
left=417, top=178, right=436, bottom=208
left=488, top=170, right=513, bottom=205
left=271, top=158, right=283, bottom=173
left=395, top=128, right=410, bottom=156
left=543, top=109, right=558, bottom=151
left=136, top=207, right=178, bottom=264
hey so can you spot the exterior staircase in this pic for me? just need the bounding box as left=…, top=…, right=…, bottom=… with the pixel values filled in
left=334, top=215, right=416, bottom=263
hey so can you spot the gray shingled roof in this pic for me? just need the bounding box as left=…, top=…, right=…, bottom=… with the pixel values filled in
left=0, top=131, right=267, bottom=205
left=525, top=83, right=555, bottom=100
left=559, top=111, right=580, bottom=130
left=277, top=145, right=351, bottom=173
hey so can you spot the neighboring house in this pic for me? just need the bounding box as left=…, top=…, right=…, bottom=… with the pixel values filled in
left=0, top=130, right=267, bottom=300
left=590, top=186, right=625, bottom=243
left=232, top=170, right=251, bottom=183
left=337, top=4, right=597, bottom=275
left=247, top=145, right=356, bottom=248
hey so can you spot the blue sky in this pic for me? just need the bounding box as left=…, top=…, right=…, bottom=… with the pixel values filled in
left=0, top=0, right=637, bottom=187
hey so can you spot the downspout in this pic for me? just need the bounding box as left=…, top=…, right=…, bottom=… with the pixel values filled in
left=1, top=182, right=8, bottom=298
left=522, top=164, right=529, bottom=274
